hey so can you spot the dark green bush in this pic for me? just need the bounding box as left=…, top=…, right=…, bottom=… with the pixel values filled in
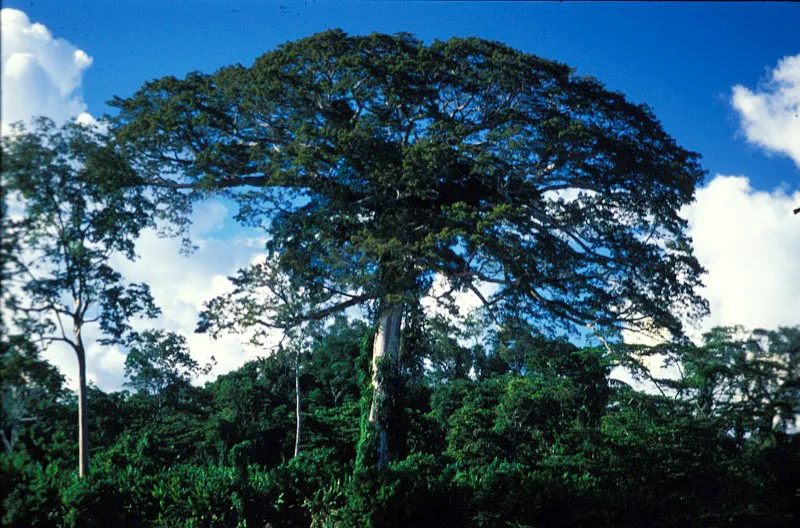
left=316, top=453, right=467, bottom=528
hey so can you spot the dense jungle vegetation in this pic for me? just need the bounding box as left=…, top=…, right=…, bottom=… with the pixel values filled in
left=2, top=320, right=799, bottom=527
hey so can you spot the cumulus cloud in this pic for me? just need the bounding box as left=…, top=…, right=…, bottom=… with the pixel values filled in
left=683, top=175, right=800, bottom=332
left=106, top=202, right=271, bottom=389
left=420, top=274, right=499, bottom=350
left=731, top=53, right=800, bottom=169
left=421, top=275, right=496, bottom=321
left=1, top=8, right=93, bottom=133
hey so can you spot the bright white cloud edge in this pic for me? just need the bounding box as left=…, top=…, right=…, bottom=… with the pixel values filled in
left=616, top=174, right=800, bottom=390
left=1, top=8, right=96, bottom=134
left=731, top=53, right=800, bottom=169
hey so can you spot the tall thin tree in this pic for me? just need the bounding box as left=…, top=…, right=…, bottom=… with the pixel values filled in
left=2, top=118, right=159, bottom=477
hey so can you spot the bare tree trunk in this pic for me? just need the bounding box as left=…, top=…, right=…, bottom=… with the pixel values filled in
left=77, top=344, right=90, bottom=478
left=368, top=302, right=403, bottom=467
left=293, top=348, right=301, bottom=458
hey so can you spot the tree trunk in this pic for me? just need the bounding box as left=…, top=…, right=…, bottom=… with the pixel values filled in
left=368, top=301, right=403, bottom=467
left=293, top=348, right=302, bottom=458
left=77, top=344, right=90, bottom=478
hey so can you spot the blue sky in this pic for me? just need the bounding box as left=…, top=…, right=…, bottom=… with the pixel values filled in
left=2, top=1, right=799, bottom=390
left=6, top=0, right=799, bottom=190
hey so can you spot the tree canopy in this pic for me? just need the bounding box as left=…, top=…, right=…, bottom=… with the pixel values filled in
left=124, top=330, right=213, bottom=408
left=111, top=29, right=707, bottom=339
left=110, top=29, right=710, bottom=467
left=3, top=29, right=798, bottom=528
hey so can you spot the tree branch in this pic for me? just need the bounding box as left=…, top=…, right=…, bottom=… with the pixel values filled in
left=286, top=292, right=373, bottom=326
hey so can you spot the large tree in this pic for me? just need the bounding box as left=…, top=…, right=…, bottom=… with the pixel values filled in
left=1, top=118, right=159, bottom=477
left=111, top=30, right=707, bottom=466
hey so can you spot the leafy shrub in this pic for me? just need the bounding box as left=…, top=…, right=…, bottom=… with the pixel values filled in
left=1, top=457, right=64, bottom=527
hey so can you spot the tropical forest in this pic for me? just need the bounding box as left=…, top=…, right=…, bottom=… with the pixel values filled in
left=2, top=29, right=798, bottom=528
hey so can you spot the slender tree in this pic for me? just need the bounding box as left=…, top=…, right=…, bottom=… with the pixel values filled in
left=111, top=30, right=707, bottom=466
left=195, top=258, right=317, bottom=458
left=2, top=118, right=159, bottom=477
left=293, top=341, right=302, bottom=457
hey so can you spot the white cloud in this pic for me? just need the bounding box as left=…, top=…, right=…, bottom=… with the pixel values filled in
left=731, top=53, right=800, bottom=169
left=93, top=343, right=127, bottom=376
left=102, top=202, right=272, bottom=390
left=621, top=175, right=800, bottom=339
left=420, top=274, right=499, bottom=347
left=683, top=175, right=800, bottom=333
left=1, top=8, right=93, bottom=133
left=541, top=187, right=598, bottom=204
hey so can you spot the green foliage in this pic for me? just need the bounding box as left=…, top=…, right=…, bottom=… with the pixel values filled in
left=687, top=326, right=800, bottom=440
left=60, top=472, right=128, bottom=528
left=147, top=464, right=249, bottom=527
left=315, top=454, right=466, bottom=528
left=124, top=330, right=214, bottom=410
left=306, top=318, right=365, bottom=409
left=1, top=456, right=64, bottom=527
left=1, top=324, right=799, bottom=526
left=355, top=330, right=379, bottom=470
left=207, top=352, right=297, bottom=466
left=1, top=336, right=67, bottom=457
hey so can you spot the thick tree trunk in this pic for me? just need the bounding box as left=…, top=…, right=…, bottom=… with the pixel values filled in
left=368, top=302, right=403, bottom=467
left=77, top=345, right=90, bottom=478
left=294, top=349, right=302, bottom=458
